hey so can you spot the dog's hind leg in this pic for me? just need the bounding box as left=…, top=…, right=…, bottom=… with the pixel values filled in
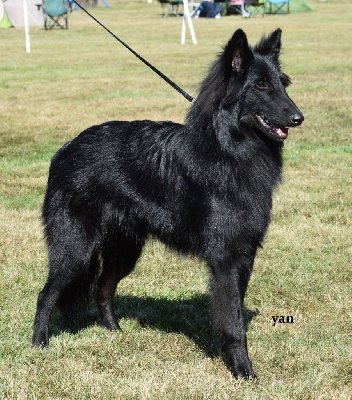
left=97, top=235, right=144, bottom=331
left=32, top=251, right=100, bottom=347
left=32, top=279, right=62, bottom=347
left=33, top=216, right=101, bottom=347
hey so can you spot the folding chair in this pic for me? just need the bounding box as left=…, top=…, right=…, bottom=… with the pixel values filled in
left=247, top=0, right=266, bottom=17
left=267, top=0, right=289, bottom=14
left=158, top=0, right=183, bottom=17
left=42, top=0, right=72, bottom=30
left=228, top=0, right=250, bottom=18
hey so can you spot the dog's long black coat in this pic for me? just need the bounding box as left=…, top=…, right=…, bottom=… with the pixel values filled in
left=33, top=29, right=303, bottom=378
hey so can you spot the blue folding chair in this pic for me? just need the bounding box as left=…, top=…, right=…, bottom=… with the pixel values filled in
left=267, top=0, right=289, bottom=14
left=42, top=0, right=72, bottom=29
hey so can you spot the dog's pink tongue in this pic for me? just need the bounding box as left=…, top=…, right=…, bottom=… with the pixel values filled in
left=275, top=127, right=288, bottom=138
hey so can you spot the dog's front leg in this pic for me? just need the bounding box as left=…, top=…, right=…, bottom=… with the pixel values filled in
left=209, top=259, right=256, bottom=379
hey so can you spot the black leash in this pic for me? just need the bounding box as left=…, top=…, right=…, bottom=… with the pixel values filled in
left=71, top=0, right=194, bottom=103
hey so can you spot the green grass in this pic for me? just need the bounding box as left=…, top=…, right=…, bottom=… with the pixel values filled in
left=0, top=0, right=351, bottom=398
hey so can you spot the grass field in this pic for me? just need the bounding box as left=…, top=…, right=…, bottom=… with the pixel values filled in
left=0, top=0, right=351, bottom=398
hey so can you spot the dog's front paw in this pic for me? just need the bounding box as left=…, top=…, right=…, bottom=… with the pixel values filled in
left=222, top=345, right=256, bottom=379
left=229, top=358, right=256, bottom=379
left=32, top=328, right=49, bottom=348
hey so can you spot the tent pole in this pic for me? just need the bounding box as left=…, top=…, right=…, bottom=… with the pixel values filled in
left=181, top=0, right=197, bottom=45
left=23, top=0, right=30, bottom=53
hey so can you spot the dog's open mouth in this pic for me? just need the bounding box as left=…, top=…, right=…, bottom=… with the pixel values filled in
left=256, top=114, right=289, bottom=139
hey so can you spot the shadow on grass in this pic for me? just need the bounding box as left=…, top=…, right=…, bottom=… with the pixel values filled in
left=50, top=294, right=259, bottom=358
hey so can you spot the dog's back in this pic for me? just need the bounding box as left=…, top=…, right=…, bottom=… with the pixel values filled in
left=44, top=120, right=205, bottom=251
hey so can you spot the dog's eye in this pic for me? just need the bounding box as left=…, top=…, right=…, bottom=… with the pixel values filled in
left=256, top=81, right=269, bottom=90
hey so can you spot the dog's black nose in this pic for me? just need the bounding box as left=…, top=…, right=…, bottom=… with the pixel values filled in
left=291, top=113, right=304, bottom=126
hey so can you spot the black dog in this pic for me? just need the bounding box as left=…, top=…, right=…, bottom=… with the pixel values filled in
left=32, top=29, right=304, bottom=379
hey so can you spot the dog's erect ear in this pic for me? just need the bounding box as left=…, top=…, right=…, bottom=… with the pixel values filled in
left=255, top=28, right=282, bottom=62
left=223, top=29, right=253, bottom=74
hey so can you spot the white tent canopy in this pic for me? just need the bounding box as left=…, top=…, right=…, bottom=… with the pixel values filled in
left=2, top=0, right=44, bottom=27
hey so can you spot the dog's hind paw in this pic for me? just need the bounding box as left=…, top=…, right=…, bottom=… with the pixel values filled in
left=97, top=315, right=122, bottom=332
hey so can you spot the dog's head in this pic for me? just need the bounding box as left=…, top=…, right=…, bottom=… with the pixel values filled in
left=220, top=29, right=304, bottom=142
